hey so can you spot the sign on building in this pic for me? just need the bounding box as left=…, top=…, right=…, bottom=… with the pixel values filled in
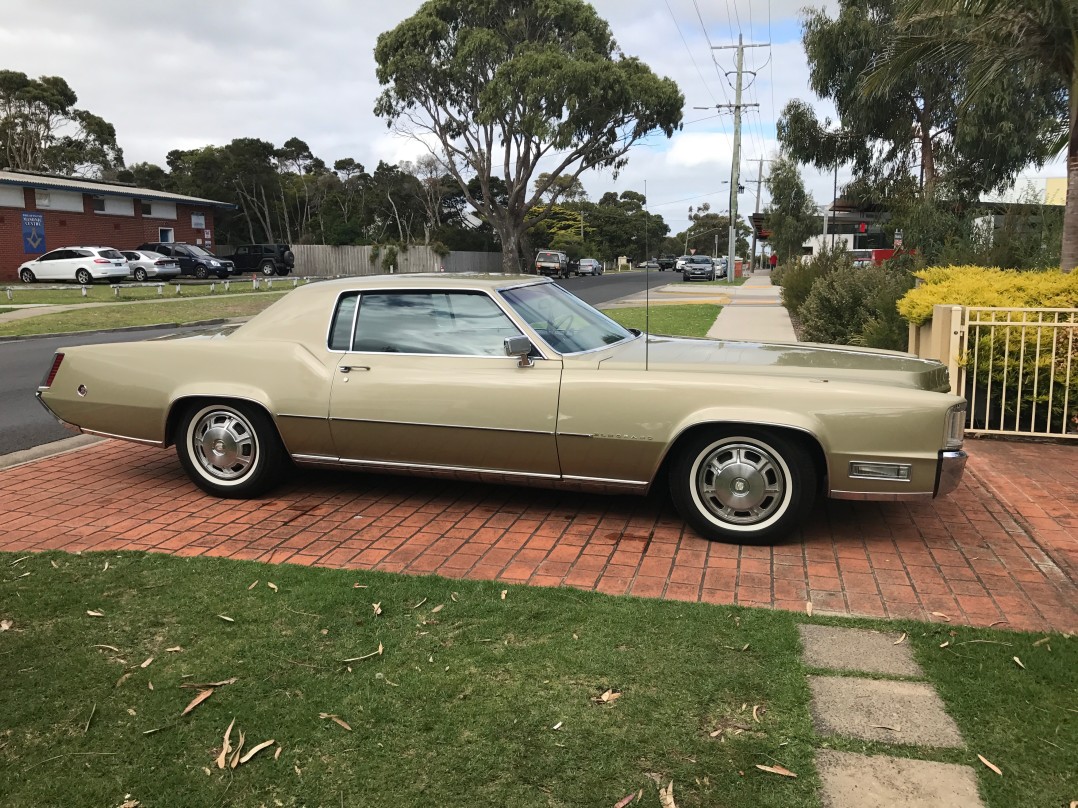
left=21, top=212, right=45, bottom=253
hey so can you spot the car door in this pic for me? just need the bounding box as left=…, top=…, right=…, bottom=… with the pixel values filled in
left=32, top=250, right=67, bottom=280
left=328, top=289, right=562, bottom=477
left=232, top=246, right=251, bottom=271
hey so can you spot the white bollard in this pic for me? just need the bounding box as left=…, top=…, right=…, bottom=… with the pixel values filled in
left=210, top=282, right=215, bottom=294
left=175, top=284, right=182, bottom=296
left=5, top=288, right=12, bottom=301
left=158, top=284, right=164, bottom=296
left=224, top=280, right=230, bottom=292
left=81, top=286, right=87, bottom=297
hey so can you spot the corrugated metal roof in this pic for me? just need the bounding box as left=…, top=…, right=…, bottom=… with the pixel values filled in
left=0, top=170, right=235, bottom=208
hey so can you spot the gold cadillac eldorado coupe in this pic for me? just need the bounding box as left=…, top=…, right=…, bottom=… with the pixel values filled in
left=36, top=274, right=968, bottom=544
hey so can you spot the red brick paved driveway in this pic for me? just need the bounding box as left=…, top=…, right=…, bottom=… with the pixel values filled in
left=1, top=438, right=1074, bottom=633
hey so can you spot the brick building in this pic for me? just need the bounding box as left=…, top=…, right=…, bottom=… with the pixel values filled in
left=0, top=169, right=234, bottom=282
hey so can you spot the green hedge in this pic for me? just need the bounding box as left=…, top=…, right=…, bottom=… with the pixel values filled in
left=799, top=263, right=914, bottom=349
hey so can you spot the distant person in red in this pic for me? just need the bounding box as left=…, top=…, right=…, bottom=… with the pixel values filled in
left=769, top=253, right=777, bottom=270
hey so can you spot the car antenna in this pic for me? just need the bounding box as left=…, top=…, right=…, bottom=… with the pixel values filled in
left=644, top=179, right=650, bottom=372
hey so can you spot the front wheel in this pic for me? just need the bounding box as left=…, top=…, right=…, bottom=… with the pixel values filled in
left=194, top=265, right=209, bottom=280
left=260, top=260, right=276, bottom=276
left=668, top=428, right=817, bottom=545
left=75, top=269, right=93, bottom=285
left=19, top=268, right=35, bottom=283
left=174, top=402, right=286, bottom=497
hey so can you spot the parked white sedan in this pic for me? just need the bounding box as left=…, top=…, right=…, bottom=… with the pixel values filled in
left=18, top=246, right=129, bottom=284
left=121, top=250, right=181, bottom=282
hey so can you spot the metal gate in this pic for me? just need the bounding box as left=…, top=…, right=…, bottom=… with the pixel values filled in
left=960, top=307, right=1077, bottom=439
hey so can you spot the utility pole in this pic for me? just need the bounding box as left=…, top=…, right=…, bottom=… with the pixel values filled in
left=710, top=35, right=768, bottom=278
left=749, top=157, right=766, bottom=271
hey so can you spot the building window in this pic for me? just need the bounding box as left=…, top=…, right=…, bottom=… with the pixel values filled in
left=92, top=196, right=106, bottom=212
left=141, top=201, right=152, bottom=216
left=35, top=189, right=51, bottom=208
left=158, top=227, right=174, bottom=242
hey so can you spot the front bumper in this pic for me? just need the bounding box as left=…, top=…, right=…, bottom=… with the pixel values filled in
left=935, top=449, right=968, bottom=496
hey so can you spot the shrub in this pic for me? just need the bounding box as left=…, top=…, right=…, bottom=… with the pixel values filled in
left=897, top=266, right=1078, bottom=325
left=798, top=263, right=914, bottom=350
left=770, top=261, right=789, bottom=287
left=779, top=245, right=853, bottom=316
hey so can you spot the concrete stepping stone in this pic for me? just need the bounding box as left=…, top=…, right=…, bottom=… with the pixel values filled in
left=816, top=749, right=983, bottom=808
left=808, top=675, right=964, bottom=747
left=799, top=624, right=923, bottom=677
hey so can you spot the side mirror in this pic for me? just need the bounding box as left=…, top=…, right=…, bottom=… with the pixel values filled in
left=504, top=335, right=535, bottom=367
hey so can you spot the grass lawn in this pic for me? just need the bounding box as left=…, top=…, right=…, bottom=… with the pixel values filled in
left=605, top=304, right=721, bottom=338
left=0, top=552, right=1073, bottom=807
left=0, top=294, right=288, bottom=338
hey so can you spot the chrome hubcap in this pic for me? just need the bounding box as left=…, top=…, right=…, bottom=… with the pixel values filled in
left=191, top=409, right=256, bottom=480
left=695, top=442, right=785, bottom=525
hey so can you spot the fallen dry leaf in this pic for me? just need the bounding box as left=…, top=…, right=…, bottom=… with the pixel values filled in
left=352, top=582, right=367, bottom=589
left=341, top=642, right=383, bottom=663
left=8, top=556, right=29, bottom=566
left=103, top=562, right=109, bottom=571
left=217, top=614, right=235, bottom=623
left=805, top=601, right=813, bottom=617
left=658, top=780, right=677, bottom=808
left=501, top=590, right=508, bottom=600
left=1032, top=636, right=1051, bottom=647
left=709, top=728, right=723, bottom=738
left=1013, top=656, right=1025, bottom=669
left=552, top=721, right=563, bottom=730
left=239, top=739, right=275, bottom=764
left=215, top=718, right=235, bottom=769
left=594, top=689, right=621, bottom=704
left=115, top=672, right=132, bottom=688
left=118, top=800, right=140, bottom=808
left=180, top=677, right=238, bottom=689
left=940, top=641, right=950, bottom=648
left=319, top=713, right=352, bottom=731
left=247, top=580, right=259, bottom=591
left=894, top=632, right=907, bottom=645
left=274, top=745, right=282, bottom=761
left=451, top=592, right=459, bottom=602
left=755, top=764, right=797, bottom=778
left=752, top=705, right=761, bottom=723
left=87, top=610, right=105, bottom=617
left=181, top=689, right=214, bottom=717
left=230, top=730, right=246, bottom=769
left=0, top=620, right=13, bottom=631
left=410, top=598, right=427, bottom=610
left=165, top=646, right=182, bottom=653
left=372, top=602, right=382, bottom=616
left=931, top=611, right=951, bottom=622
left=140, top=656, right=154, bottom=669
left=267, top=582, right=278, bottom=592
left=977, top=754, right=1002, bottom=776
left=614, top=793, right=637, bottom=808
left=92, top=644, right=122, bottom=653
left=431, top=604, right=444, bottom=614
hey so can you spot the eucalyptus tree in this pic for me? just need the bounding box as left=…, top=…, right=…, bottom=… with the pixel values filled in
left=374, top=0, right=683, bottom=271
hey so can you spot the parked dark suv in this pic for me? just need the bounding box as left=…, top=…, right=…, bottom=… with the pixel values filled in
left=534, top=250, right=569, bottom=278
left=223, top=244, right=296, bottom=276
left=136, top=242, right=235, bottom=279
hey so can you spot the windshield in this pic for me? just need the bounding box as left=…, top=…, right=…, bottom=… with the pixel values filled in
left=185, top=245, right=213, bottom=257
left=500, top=282, right=634, bottom=354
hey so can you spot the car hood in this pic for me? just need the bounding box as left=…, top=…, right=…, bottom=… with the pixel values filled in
left=596, top=335, right=950, bottom=392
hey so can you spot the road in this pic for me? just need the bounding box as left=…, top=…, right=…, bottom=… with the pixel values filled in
left=0, top=269, right=666, bottom=456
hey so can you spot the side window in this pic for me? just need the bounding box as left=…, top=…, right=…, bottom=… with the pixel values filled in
left=351, top=291, right=521, bottom=356
left=328, top=293, right=359, bottom=351
left=235, top=246, right=249, bottom=257
left=38, top=250, right=62, bottom=262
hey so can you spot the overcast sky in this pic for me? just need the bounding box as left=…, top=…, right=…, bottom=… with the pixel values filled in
left=0, top=0, right=1060, bottom=237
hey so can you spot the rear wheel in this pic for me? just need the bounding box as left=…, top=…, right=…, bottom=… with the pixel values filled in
left=174, top=402, right=285, bottom=497
left=133, top=267, right=148, bottom=282
left=75, top=268, right=93, bottom=285
left=19, top=268, right=35, bottom=283
left=668, top=428, right=817, bottom=545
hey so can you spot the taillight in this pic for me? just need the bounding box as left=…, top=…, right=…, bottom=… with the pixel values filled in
left=94, top=258, right=110, bottom=264
left=41, top=353, right=64, bottom=388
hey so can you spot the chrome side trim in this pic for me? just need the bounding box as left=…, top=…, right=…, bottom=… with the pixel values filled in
left=78, top=428, right=165, bottom=448
left=326, top=417, right=551, bottom=436
left=276, top=413, right=328, bottom=421
left=291, top=453, right=560, bottom=480
left=829, top=489, right=933, bottom=502
left=557, top=432, right=593, bottom=439
left=562, top=474, right=650, bottom=487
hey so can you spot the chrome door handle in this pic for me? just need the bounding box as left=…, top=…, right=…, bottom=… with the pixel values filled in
left=339, top=365, right=369, bottom=373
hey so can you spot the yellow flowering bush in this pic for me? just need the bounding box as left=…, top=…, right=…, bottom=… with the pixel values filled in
left=897, top=266, right=1078, bottom=325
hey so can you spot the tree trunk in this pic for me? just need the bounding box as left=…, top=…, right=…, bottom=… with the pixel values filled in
left=1061, top=75, right=1078, bottom=273
left=494, top=219, right=522, bottom=273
